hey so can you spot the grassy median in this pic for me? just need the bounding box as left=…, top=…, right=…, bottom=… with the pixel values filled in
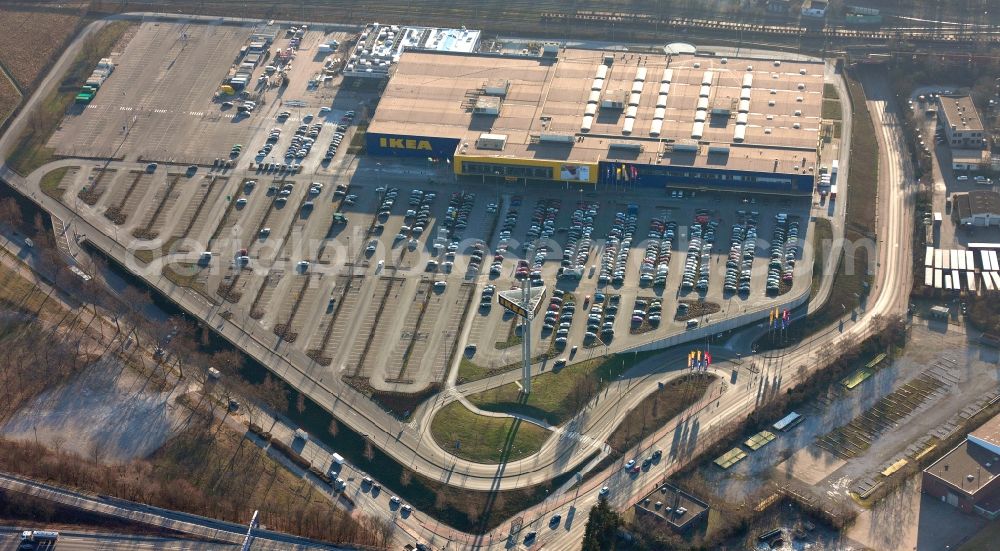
left=606, top=373, right=716, bottom=453
left=430, top=401, right=550, bottom=463
left=467, top=351, right=659, bottom=426
left=38, top=166, right=70, bottom=200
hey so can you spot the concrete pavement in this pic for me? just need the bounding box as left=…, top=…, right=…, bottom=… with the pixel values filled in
left=0, top=472, right=346, bottom=550
left=0, top=10, right=915, bottom=550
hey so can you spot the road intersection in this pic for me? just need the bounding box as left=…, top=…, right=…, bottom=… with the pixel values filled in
left=0, top=13, right=914, bottom=551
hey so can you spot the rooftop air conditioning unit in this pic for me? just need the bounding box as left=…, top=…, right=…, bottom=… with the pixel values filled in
left=538, top=133, right=574, bottom=144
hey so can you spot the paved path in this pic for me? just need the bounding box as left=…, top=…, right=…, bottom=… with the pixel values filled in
left=0, top=472, right=346, bottom=550
left=0, top=12, right=915, bottom=551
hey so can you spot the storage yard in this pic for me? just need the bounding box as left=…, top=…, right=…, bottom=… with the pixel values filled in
left=37, top=18, right=823, bottom=401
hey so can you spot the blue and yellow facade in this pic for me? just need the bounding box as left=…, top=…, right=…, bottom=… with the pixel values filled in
left=453, top=155, right=599, bottom=184
left=365, top=132, right=460, bottom=159
left=367, top=133, right=812, bottom=195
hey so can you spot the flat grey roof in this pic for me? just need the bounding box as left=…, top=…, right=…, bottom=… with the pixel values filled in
left=940, top=95, right=984, bottom=133
left=369, top=49, right=821, bottom=175
left=925, top=440, right=1000, bottom=497
left=971, top=412, right=1000, bottom=452
left=954, top=191, right=1000, bottom=219
left=634, top=482, right=709, bottom=529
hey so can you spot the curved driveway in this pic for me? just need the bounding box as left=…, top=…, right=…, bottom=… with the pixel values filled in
left=0, top=12, right=914, bottom=551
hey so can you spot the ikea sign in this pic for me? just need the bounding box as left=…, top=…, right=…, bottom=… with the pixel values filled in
left=379, top=137, right=433, bottom=150
left=368, top=133, right=459, bottom=158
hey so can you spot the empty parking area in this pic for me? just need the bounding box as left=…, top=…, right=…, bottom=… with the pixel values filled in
left=171, top=175, right=232, bottom=244
left=307, top=275, right=365, bottom=365
left=50, top=22, right=262, bottom=164
left=344, top=276, right=406, bottom=379
left=102, top=170, right=155, bottom=225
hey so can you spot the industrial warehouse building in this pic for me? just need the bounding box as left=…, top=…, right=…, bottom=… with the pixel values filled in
left=923, top=411, right=1000, bottom=519
left=365, top=48, right=823, bottom=194
left=952, top=190, right=1000, bottom=227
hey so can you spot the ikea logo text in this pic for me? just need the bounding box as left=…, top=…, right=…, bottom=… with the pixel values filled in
left=380, top=137, right=433, bottom=151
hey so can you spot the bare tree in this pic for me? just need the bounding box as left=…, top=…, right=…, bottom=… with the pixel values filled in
left=0, top=198, right=23, bottom=231
left=257, top=375, right=287, bottom=431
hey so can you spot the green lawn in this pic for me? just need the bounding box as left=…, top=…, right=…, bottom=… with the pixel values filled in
left=7, top=21, right=131, bottom=176
left=430, top=401, right=551, bottom=463
left=457, top=356, right=490, bottom=383
left=811, top=218, right=833, bottom=297
left=467, top=351, right=659, bottom=426
left=38, top=166, right=70, bottom=200
left=822, top=99, right=842, bottom=121
left=823, top=83, right=840, bottom=100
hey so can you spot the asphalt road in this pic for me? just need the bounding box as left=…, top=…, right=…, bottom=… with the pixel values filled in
left=0, top=11, right=915, bottom=551
left=0, top=11, right=814, bottom=501
left=0, top=527, right=238, bottom=550
left=0, top=472, right=349, bottom=550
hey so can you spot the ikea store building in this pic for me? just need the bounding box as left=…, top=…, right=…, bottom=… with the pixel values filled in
left=365, top=48, right=824, bottom=195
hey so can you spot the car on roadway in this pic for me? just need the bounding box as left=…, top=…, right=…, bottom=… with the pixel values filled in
left=599, top=486, right=609, bottom=496
left=625, top=459, right=636, bottom=470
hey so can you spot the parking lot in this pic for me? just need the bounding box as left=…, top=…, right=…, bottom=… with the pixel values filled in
left=464, top=184, right=813, bottom=371
left=44, top=18, right=816, bottom=402
left=50, top=22, right=261, bottom=164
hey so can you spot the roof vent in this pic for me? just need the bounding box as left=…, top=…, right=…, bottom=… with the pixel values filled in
left=967, top=474, right=976, bottom=482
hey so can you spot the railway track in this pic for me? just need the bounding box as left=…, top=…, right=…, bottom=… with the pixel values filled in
left=540, top=11, right=1000, bottom=45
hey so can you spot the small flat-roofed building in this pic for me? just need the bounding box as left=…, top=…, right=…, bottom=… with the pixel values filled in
left=951, top=148, right=989, bottom=172
left=939, top=95, right=986, bottom=149
left=952, top=191, right=1000, bottom=227
left=923, top=412, right=1000, bottom=519
left=633, top=482, right=709, bottom=532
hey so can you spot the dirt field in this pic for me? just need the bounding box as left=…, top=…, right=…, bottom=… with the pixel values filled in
left=1, top=357, right=187, bottom=463
left=0, top=71, right=19, bottom=128
left=0, top=7, right=81, bottom=89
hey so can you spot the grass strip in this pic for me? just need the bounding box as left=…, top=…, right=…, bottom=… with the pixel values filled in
left=430, top=401, right=550, bottom=463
